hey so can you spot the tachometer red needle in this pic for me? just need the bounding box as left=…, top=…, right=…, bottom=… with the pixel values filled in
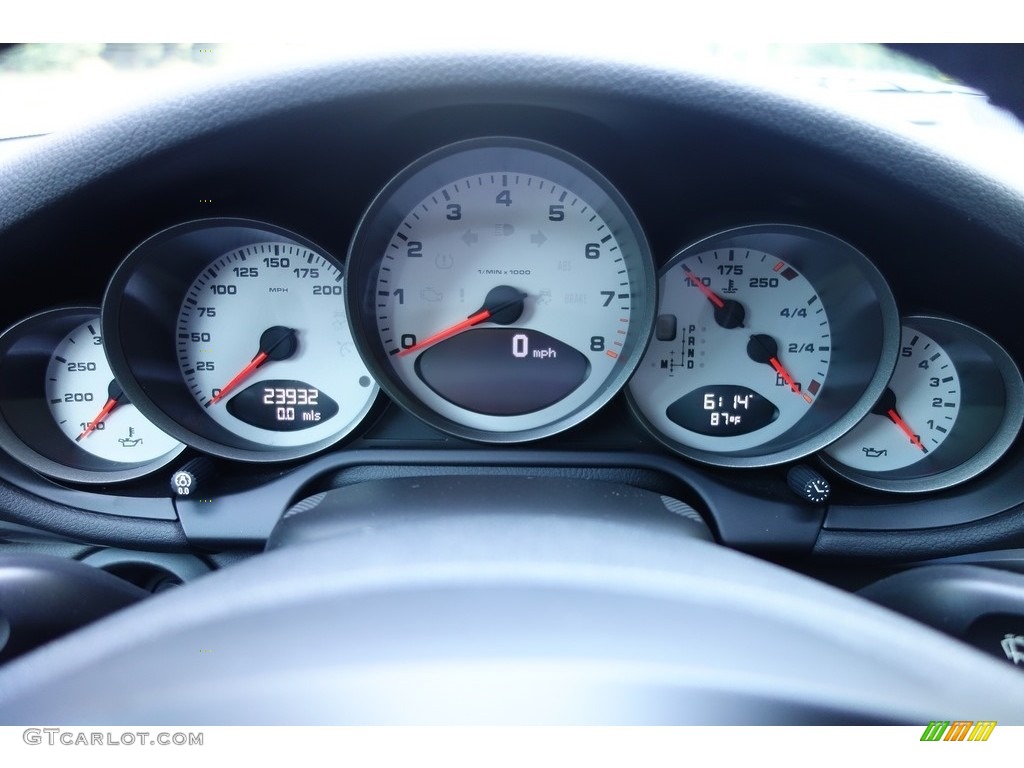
left=209, top=351, right=268, bottom=405
left=886, top=408, right=927, bottom=453
left=77, top=398, right=120, bottom=441
left=769, top=356, right=813, bottom=404
left=398, top=309, right=491, bottom=357
left=683, top=267, right=725, bottom=309
left=397, top=286, right=527, bottom=358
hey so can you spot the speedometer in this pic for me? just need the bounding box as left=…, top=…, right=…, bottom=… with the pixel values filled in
left=103, top=220, right=378, bottom=462
left=628, top=225, right=900, bottom=467
left=346, top=138, right=656, bottom=442
left=175, top=244, right=357, bottom=447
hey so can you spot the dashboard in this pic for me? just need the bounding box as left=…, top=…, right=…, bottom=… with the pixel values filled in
left=2, top=51, right=1024, bottom=723
left=2, top=57, right=1023, bottom=550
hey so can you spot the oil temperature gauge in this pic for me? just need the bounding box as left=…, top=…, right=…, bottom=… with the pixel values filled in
left=45, top=318, right=181, bottom=464
left=0, top=308, right=184, bottom=483
left=822, top=315, right=1024, bottom=492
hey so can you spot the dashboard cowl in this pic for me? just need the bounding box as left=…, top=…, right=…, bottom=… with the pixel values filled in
left=266, top=476, right=713, bottom=551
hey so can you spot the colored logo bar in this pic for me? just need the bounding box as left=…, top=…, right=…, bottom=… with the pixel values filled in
left=920, top=721, right=997, bottom=741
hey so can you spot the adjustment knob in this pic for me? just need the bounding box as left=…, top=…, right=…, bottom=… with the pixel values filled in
left=170, top=457, right=215, bottom=499
left=787, top=464, right=831, bottom=505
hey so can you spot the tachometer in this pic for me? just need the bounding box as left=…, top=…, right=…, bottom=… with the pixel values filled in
left=174, top=245, right=357, bottom=446
left=346, top=138, right=656, bottom=442
left=628, top=225, right=899, bottom=466
left=103, top=220, right=378, bottom=462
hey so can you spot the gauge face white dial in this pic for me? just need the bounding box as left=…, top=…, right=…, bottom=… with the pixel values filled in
left=348, top=140, right=655, bottom=441
left=630, top=248, right=832, bottom=453
left=826, top=327, right=961, bottom=471
left=45, top=319, right=180, bottom=463
left=376, top=173, right=636, bottom=432
left=176, top=243, right=376, bottom=447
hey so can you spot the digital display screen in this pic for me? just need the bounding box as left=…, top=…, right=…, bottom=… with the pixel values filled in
left=415, top=328, right=589, bottom=416
left=226, top=379, right=339, bottom=431
left=666, top=385, right=778, bottom=437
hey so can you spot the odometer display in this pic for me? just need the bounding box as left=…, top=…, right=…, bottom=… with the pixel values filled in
left=226, top=380, right=339, bottom=431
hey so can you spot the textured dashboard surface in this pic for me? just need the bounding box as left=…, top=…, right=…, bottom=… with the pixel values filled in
left=4, top=53, right=1024, bottom=246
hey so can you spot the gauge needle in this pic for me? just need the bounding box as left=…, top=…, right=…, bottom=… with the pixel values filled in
left=871, top=387, right=927, bottom=453
left=683, top=267, right=725, bottom=309
left=397, top=285, right=527, bottom=357
left=208, top=326, right=298, bottom=406
left=682, top=267, right=746, bottom=328
left=77, top=380, right=126, bottom=440
left=747, top=333, right=813, bottom=404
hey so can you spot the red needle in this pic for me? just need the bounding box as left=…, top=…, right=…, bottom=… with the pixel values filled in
left=683, top=268, right=725, bottom=309
left=398, top=309, right=491, bottom=357
left=77, top=398, right=120, bottom=441
left=209, top=351, right=268, bottom=405
left=397, top=286, right=527, bottom=358
left=769, top=356, right=813, bottom=404
left=887, top=408, right=927, bottom=452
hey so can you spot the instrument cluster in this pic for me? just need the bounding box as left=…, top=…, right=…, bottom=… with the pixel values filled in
left=0, top=137, right=1020, bottom=495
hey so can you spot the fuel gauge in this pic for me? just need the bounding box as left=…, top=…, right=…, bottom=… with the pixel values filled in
left=822, top=315, right=1023, bottom=493
left=627, top=225, right=899, bottom=467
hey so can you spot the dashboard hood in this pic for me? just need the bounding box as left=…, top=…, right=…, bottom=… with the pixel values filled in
left=3, top=53, right=1024, bottom=251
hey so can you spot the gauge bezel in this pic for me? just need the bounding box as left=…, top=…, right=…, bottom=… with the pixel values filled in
left=820, top=314, right=1024, bottom=493
left=345, top=136, right=657, bottom=443
left=0, top=307, right=185, bottom=483
left=102, top=218, right=378, bottom=463
left=626, top=224, right=901, bottom=467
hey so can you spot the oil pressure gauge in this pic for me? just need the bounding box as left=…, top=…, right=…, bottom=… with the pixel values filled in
left=822, top=315, right=1024, bottom=492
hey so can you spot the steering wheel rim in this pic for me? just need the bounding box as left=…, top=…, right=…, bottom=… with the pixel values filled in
left=1, top=478, right=1022, bottom=724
